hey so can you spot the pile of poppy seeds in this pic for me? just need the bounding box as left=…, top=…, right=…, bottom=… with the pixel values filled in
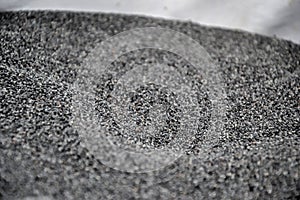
left=0, top=11, right=299, bottom=199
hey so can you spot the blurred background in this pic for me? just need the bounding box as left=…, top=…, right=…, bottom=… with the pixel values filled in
left=0, top=0, right=299, bottom=44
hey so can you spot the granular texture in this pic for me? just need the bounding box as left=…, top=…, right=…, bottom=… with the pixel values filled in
left=0, top=11, right=299, bottom=199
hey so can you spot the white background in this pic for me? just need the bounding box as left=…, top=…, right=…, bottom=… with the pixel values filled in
left=1, top=0, right=299, bottom=44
